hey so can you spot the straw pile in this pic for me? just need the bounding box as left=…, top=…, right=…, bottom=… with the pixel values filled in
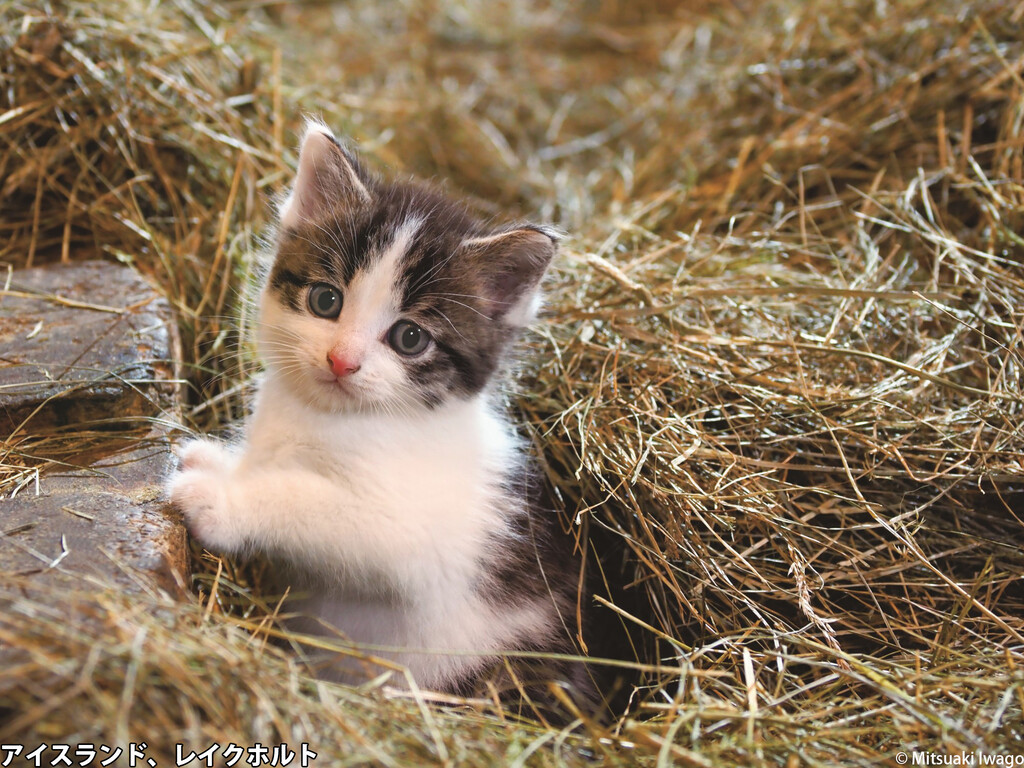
left=2, top=0, right=1022, bottom=764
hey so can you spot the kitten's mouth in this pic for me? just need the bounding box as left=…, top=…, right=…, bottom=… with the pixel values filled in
left=300, top=372, right=374, bottom=414
left=311, top=372, right=355, bottom=396
left=327, top=376, right=355, bottom=394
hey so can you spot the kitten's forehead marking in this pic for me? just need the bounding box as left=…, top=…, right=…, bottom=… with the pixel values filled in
left=341, top=217, right=423, bottom=336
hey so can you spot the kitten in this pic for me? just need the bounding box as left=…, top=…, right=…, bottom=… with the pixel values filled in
left=168, top=120, right=592, bottom=711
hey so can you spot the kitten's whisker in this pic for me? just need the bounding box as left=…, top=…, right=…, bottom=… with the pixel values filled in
left=286, top=231, right=341, bottom=263
left=441, top=313, right=467, bottom=341
left=426, top=295, right=492, bottom=320
left=421, top=291, right=488, bottom=301
left=253, top=319, right=308, bottom=337
left=257, top=342, right=310, bottom=355
left=408, top=248, right=464, bottom=295
left=307, top=219, right=348, bottom=264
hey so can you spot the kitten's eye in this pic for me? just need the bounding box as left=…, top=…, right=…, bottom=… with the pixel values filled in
left=388, top=321, right=431, bottom=356
left=307, top=283, right=342, bottom=319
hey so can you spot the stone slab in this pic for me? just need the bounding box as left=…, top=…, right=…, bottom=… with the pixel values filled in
left=0, top=260, right=178, bottom=433
left=0, top=437, right=188, bottom=594
left=0, top=260, right=187, bottom=595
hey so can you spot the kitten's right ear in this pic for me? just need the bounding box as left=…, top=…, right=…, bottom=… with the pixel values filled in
left=278, top=121, right=373, bottom=229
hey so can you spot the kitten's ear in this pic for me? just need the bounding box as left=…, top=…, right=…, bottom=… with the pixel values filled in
left=462, top=225, right=560, bottom=326
left=278, top=121, right=373, bottom=229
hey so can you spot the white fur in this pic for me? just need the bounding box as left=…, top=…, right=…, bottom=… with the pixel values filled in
left=171, top=378, right=556, bottom=689
left=169, top=216, right=557, bottom=690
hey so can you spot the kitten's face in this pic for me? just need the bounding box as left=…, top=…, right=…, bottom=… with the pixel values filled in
left=259, top=123, right=556, bottom=415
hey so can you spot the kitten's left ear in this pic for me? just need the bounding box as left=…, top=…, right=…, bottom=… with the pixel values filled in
left=462, top=225, right=560, bottom=326
left=279, top=121, right=373, bottom=229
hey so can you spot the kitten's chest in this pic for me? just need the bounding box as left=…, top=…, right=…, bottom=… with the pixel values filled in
left=247, top=381, right=512, bottom=524
left=306, top=416, right=482, bottom=510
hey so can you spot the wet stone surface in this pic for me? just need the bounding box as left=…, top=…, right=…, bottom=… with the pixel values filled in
left=1, top=260, right=188, bottom=595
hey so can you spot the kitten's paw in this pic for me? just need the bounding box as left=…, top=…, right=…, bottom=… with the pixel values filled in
left=177, top=438, right=235, bottom=474
left=168, top=469, right=241, bottom=553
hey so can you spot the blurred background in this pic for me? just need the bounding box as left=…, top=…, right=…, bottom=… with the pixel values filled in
left=2, top=0, right=1023, bottom=764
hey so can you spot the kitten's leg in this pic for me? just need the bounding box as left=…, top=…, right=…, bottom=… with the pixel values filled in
left=169, top=464, right=416, bottom=579
left=167, top=438, right=241, bottom=551
left=168, top=465, right=239, bottom=552
left=177, top=437, right=236, bottom=473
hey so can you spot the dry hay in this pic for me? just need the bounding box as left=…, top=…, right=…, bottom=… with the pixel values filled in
left=2, top=0, right=1023, bottom=764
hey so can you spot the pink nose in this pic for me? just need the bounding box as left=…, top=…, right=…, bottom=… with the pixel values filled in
left=327, top=350, right=361, bottom=377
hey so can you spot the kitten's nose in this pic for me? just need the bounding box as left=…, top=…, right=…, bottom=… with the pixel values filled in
left=327, top=350, right=361, bottom=377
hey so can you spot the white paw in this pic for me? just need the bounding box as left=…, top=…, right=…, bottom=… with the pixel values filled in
left=177, top=437, right=236, bottom=474
left=168, top=468, right=240, bottom=553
